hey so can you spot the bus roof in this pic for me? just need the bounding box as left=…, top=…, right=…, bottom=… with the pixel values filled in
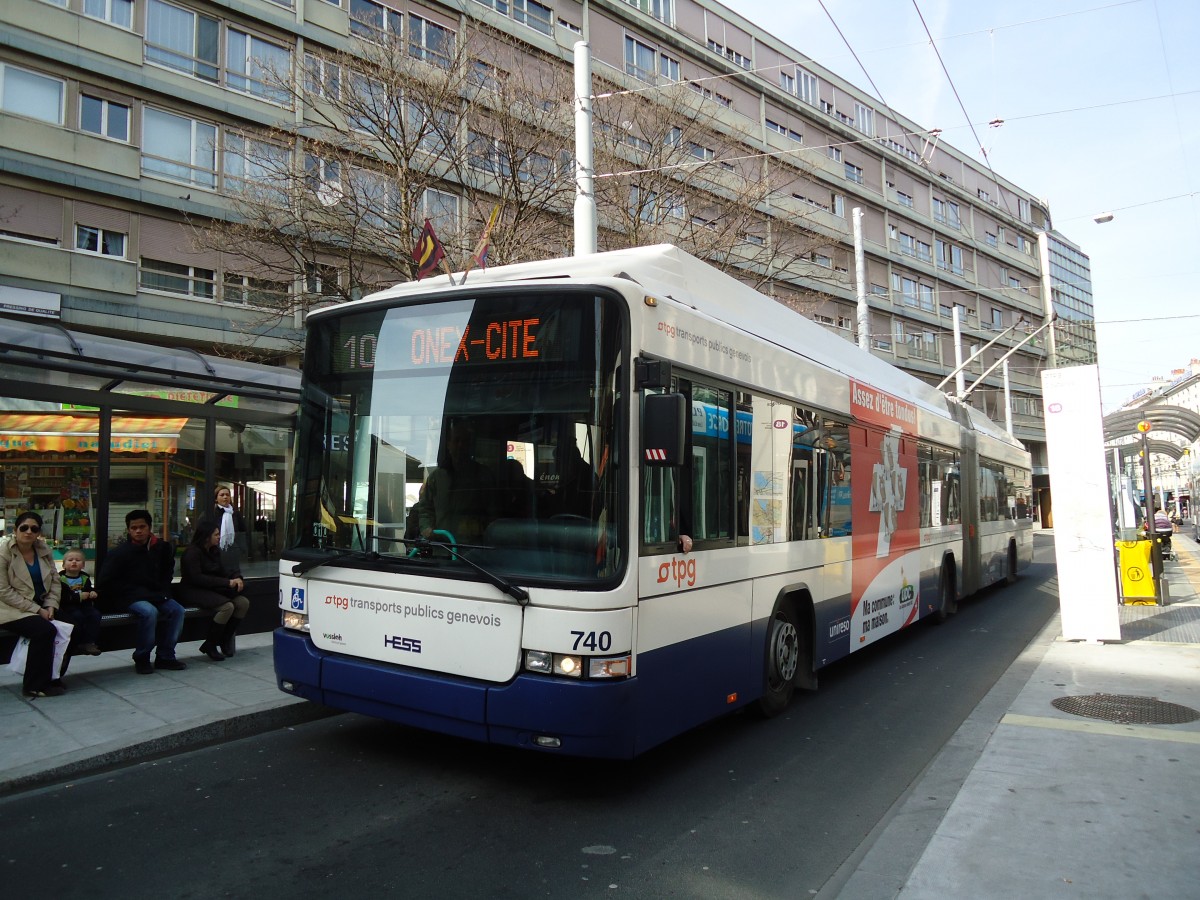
left=345, top=244, right=1023, bottom=452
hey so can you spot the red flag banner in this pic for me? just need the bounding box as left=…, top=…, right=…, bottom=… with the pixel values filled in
left=412, top=218, right=445, bottom=280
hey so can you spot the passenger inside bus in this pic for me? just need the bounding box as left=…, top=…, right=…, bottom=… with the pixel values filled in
left=543, top=443, right=598, bottom=520
left=417, top=420, right=497, bottom=544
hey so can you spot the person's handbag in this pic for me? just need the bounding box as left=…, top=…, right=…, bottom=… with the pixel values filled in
left=5, top=620, right=74, bottom=676
left=6, top=637, right=29, bottom=675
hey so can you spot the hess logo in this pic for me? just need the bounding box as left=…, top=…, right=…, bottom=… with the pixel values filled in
left=384, top=634, right=422, bottom=653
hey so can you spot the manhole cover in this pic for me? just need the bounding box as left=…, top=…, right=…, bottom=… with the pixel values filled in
left=1051, top=693, right=1200, bottom=725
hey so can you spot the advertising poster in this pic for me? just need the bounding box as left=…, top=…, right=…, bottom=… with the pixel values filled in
left=849, top=380, right=922, bottom=647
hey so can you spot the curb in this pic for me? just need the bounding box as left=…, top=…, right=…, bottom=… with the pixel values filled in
left=0, top=699, right=339, bottom=797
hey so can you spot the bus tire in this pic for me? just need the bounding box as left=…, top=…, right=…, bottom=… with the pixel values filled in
left=1006, top=542, right=1018, bottom=584
left=934, top=565, right=957, bottom=623
left=757, top=602, right=800, bottom=717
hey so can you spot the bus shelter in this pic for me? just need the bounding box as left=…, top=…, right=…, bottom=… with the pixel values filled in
left=0, top=315, right=300, bottom=584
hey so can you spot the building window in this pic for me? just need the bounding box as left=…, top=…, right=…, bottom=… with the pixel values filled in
left=224, top=133, right=290, bottom=198
left=780, top=72, right=796, bottom=96
left=226, top=28, right=291, bottom=102
left=0, top=64, right=65, bottom=125
left=476, top=0, right=554, bottom=34
left=659, top=53, right=680, bottom=82
left=896, top=190, right=913, bottom=208
left=766, top=119, right=802, bottom=143
left=350, top=0, right=402, bottom=39
left=853, top=102, right=874, bottom=137
left=142, top=107, right=218, bottom=188
left=624, top=36, right=656, bottom=82
left=620, top=0, right=673, bottom=23
left=706, top=39, right=750, bottom=69
left=936, top=239, right=963, bottom=275
left=145, top=0, right=219, bottom=83
left=991, top=308, right=1004, bottom=330
left=223, top=273, right=290, bottom=307
left=985, top=230, right=997, bottom=247
left=80, top=94, right=130, bottom=141
left=977, top=188, right=990, bottom=203
left=305, top=54, right=342, bottom=99
left=421, top=187, right=459, bottom=236
left=511, top=0, right=553, bottom=34
left=409, top=16, right=454, bottom=66
left=469, top=59, right=504, bottom=92
left=140, top=257, right=215, bottom=299
left=75, top=225, right=127, bottom=257
left=1018, top=198, right=1031, bottom=223
left=831, top=193, right=845, bottom=217
left=798, top=69, right=819, bottom=107
left=827, top=145, right=841, bottom=162
left=844, top=162, right=863, bottom=184
left=83, top=0, right=134, bottom=28
left=933, top=197, right=961, bottom=228
left=688, top=83, right=732, bottom=107
left=632, top=186, right=684, bottom=223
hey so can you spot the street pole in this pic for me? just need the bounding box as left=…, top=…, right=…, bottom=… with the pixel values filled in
left=853, top=208, right=869, bottom=351
left=573, top=41, right=596, bottom=256
left=1138, top=422, right=1154, bottom=533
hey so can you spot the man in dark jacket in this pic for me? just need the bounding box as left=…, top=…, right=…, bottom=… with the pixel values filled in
left=99, top=509, right=186, bottom=675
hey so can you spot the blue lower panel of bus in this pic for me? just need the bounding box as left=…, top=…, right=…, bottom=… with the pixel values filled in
left=275, top=628, right=637, bottom=757
left=274, top=622, right=757, bottom=759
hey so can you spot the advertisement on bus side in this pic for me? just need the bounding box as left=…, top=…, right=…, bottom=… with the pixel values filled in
left=848, top=381, right=922, bottom=647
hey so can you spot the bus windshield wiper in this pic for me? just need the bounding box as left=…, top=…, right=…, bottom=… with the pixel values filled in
left=403, top=537, right=530, bottom=605
left=291, top=546, right=381, bottom=576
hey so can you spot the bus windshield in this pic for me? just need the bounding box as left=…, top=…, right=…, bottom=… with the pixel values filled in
left=288, top=288, right=627, bottom=586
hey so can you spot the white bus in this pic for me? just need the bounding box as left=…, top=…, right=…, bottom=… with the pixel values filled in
left=275, top=245, right=1033, bottom=758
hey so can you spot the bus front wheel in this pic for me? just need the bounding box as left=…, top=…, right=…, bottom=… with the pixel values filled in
left=758, top=604, right=799, bottom=717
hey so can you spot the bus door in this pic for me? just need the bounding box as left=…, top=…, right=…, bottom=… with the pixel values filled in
left=959, top=432, right=981, bottom=594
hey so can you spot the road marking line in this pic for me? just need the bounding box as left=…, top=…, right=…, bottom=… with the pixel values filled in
left=1001, top=713, right=1200, bottom=744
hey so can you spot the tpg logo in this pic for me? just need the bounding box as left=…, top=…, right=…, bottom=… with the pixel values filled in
left=290, top=588, right=305, bottom=610
left=656, top=556, right=697, bottom=587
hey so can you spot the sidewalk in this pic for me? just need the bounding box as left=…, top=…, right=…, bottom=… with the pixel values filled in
left=830, top=530, right=1200, bottom=900
left=0, top=631, right=332, bottom=795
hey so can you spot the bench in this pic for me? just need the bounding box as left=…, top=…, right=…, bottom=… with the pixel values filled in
left=1, top=579, right=280, bottom=664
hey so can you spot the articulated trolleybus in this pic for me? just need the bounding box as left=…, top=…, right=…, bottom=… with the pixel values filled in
left=275, top=245, right=1032, bottom=758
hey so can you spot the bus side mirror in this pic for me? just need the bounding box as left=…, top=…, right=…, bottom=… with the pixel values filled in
left=643, top=393, right=686, bottom=467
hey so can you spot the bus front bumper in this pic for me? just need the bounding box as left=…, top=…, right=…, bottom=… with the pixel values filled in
left=273, top=628, right=638, bottom=758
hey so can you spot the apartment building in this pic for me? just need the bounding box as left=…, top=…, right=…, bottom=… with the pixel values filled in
left=0, top=0, right=1083, bottom=536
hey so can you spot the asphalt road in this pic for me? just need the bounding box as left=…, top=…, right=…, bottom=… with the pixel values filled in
left=2, top=540, right=1059, bottom=899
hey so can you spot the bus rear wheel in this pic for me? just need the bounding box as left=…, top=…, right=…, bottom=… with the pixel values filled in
left=758, top=605, right=799, bottom=717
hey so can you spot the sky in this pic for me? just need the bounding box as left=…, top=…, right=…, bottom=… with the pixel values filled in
left=719, top=0, right=1200, bottom=411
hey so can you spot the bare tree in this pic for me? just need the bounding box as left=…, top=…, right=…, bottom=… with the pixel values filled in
left=589, top=76, right=844, bottom=307
left=195, top=16, right=847, bottom=349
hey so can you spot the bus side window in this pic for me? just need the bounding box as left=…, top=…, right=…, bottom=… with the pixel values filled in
left=642, top=388, right=679, bottom=547
left=643, top=467, right=678, bottom=544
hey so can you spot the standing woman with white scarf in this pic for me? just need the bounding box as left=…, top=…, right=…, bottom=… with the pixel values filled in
left=213, top=486, right=247, bottom=574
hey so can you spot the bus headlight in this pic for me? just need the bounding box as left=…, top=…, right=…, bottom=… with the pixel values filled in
left=523, top=650, right=630, bottom=679
left=588, top=656, right=631, bottom=678
left=282, top=610, right=310, bottom=632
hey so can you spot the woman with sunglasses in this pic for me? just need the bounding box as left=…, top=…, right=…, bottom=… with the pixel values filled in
left=0, top=511, right=64, bottom=697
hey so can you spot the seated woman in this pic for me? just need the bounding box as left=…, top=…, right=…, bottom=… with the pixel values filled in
left=176, top=517, right=250, bottom=661
left=0, top=511, right=64, bottom=696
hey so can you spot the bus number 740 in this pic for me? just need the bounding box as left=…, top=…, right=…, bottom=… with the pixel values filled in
left=572, top=631, right=612, bottom=652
